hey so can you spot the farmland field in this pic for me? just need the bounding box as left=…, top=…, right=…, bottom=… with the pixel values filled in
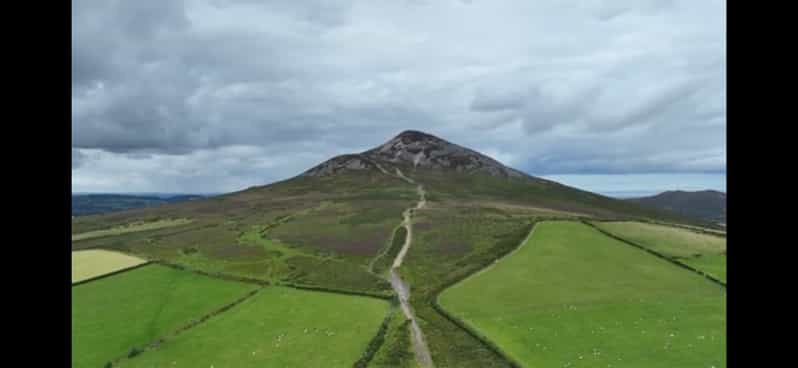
left=116, top=286, right=391, bottom=368
left=594, top=221, right=727, bottom=282
left=71, top=249, right=148, bottom=283
left=71, top=218, right=193, bottom=241
left=439, top=221, right=726, bottom=368
left=72, top=264, right=257, bottom=368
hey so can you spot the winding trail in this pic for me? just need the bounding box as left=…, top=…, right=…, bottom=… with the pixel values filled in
left=379, top=167, right=434, bottom=368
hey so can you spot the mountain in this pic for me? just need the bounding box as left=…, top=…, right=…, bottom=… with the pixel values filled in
left=72, top=193, right=207, bottom=217
left=627, top=190, right=726, bottom=224
left=72, top=130, right=710, bottom=367
left=303, top=130, right=525, bottom=178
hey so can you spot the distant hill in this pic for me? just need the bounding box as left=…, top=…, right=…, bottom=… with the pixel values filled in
left=627, top=190, right=726, bottom=224
left=72, top=193, right=207, bottom=216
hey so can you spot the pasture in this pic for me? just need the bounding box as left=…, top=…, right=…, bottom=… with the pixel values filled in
left=72, top=264, right=257, bottom=368
left=439, top=221, right=726, bottom=368
left=594, top=221, right=727, bottom=282
left=116, top=286, right=391, bottom=368
left=71, top=249, right=148, bottom=283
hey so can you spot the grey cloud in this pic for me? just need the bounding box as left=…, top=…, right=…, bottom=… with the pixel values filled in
left=72, top=149, right=87, bottom=169
left=72, top=0, right=725, bottom=192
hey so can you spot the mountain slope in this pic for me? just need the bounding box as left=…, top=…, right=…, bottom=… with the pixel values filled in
left=298, top=131, right=697, bottom=222
left=627, top=190, right=726, bottom=224
left=71, top=130, right=714, bottom=367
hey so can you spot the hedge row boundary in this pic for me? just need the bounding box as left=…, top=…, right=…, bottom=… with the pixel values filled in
left=583, top=221, right=726, bottom=288
left=108, top=287, right=263, bottom=367
left=155, top=259, right=396, bottom=302
left=72, top=262, right=151, bottom=287
left=353, top=309, right=396, bottom=367
left=590, top=217, right=726, bottom=238
left=419, top=220, right=548, bottom=368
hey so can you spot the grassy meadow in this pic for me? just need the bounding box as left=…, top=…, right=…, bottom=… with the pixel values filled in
left=439, top=221, right=726, bottom=368
left=71, top=249, right=148, bottom=283
left=116, top=286, right=391, bottom=368
left=594, top=221, right=727, bottom=282
left=72, top=264, right=257, bottom=368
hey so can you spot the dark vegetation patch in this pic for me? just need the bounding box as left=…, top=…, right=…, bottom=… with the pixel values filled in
left=315, top=235, right=385, bottom=255
left=339, top=205, right=404, bottom=225
left=371, top=316, right=415, bottom=368
left=353, top=311, right=394, bottom=368
left=414, top=221, right=433, bottom=231
left=437, top=242, right=472, bottom=255
left=209, top=243, right=268, bottom=259
left=284, top=257, right=391, bottom=296
left=269, top=201, right=407, bottom=257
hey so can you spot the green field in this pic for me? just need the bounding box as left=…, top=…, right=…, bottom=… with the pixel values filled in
left=72, top=249, right=148, bottom=283
left=72, top=264, right=257, bottom=368
left=594, top=221, right=727, bottom=282
left=116, top=286, right=391, bottom=368
left=72, top=218, right=193, bottom=241
left=439, top=221, right=726, bottom=368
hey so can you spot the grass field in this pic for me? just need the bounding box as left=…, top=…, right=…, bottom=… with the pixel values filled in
left=71, top=218, right=193, bottom=241
left=594, top=221, right=727, bottom=282
left=71, top=249, right=148, bottom=283
left=116, top=286, right=391, bottom=368
left=439, top=221, right=726, bottom=368
left=681, top=254, right=727, bottom=282
left=72, top=264, right=257, bottom=368
left=399, top=206, right=538, bottom=367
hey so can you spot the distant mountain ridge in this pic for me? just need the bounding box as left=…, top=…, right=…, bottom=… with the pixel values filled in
left=627, top=190, right=726, bottom=224
left=72, top=193, right=207, bottom=217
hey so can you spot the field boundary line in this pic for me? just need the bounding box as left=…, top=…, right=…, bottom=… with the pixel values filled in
left=429, top=300, right=524, bottom=368
left=109, top=286, right=263, bottom=366
left=424, top=221, right=547, bottom=368
left=591, top=218, right=726, bottom=238
left=353, top=308, right=397, bottom=368
left=154, top=260, right=271, bottom=286
left=155, top=259, right=396, bottom=301
left=280, top=281, right=395, bottom=301
left=71, top=261, right=151, bottom=287
left=582, top=221, right=727, bottom=288
left=444, top=223, right=538, bottom=293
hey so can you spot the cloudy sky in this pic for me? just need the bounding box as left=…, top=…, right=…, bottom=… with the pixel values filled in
left=72, top=0, right=726, bottom=195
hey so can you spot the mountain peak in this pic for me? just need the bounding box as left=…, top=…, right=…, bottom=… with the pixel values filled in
left=392, top=130, right=445, bottom=142
left=302, top=130, right=527, bottom=178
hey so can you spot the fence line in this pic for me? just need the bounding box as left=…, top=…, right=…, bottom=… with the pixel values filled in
left=582, top=221, right=726, bottom=288
left=71, top=262, right=151, bottom=287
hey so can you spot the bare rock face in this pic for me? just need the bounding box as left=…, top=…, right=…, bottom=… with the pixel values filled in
left=301, top=130, right=528, bottom=178
left=363, top=130, right=526, bottom=178
left=300, top=154, right=375, bottom=177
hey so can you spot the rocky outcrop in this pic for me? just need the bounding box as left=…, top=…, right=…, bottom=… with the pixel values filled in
left=300, top=154, right=376, bottom=177
left=301, top=130, right=528, bottom=178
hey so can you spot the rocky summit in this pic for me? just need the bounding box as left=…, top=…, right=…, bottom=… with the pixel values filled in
left=302, top=130, right=526, bottom=178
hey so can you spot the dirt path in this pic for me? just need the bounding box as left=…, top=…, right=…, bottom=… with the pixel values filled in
left=376, top=168, right=434, bottom=368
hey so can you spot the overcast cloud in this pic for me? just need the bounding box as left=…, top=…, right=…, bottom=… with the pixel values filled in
left=72, top=0, right=726, bottom=193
